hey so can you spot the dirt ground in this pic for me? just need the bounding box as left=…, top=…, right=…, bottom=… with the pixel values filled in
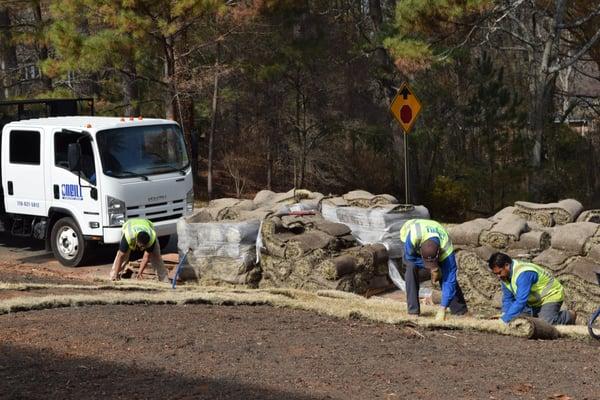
left=0, top=304, right=598, bottom=400
left=1, top=239, right=599, bottom=399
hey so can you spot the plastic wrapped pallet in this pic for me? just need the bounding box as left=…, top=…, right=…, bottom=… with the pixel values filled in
left=320, top=202, right=430, bottom=294
left=320, top=203, right=429, bottom=252
left=177, top=216, right=261, bottom=286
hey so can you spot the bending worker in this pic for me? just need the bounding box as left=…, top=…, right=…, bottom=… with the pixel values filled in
left=399, top=218, right=468, bottom=321
left=109, top=218, right=170, bottom=283
left=488, top=252, right=576, bottom=325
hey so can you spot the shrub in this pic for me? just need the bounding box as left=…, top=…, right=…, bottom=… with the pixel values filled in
left=426, top=175, right=469, bottom=222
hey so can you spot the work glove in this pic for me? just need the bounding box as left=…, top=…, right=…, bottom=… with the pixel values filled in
left=435, top=307, right=447, bottom=321
left=430, top=267, right=441, bottom=284
left=422, top=294, right=434, bottom=306
left=493, top=314, right=509, bottom=327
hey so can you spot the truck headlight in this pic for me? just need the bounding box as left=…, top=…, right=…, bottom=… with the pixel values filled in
left=107, top=195, right=126, bottom=225
left=186, top=189, right=194, bottom=215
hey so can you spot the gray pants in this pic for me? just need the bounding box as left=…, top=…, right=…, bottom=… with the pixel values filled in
left=113, top=244, right=169, bottom=282
left=526, top=302, right=575, bottom=325
left=405, top=260, right=468, bottom=315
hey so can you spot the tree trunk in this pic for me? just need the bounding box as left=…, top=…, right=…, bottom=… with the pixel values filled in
left=266, top=132, right=272, bottom=190
left=299, top=144, right=307, bottom=188
left=0, top=7, right=18, bottom=99
left=488, top=143, right=495, bottom=213
left=368, top=0, right=389, bottom=68
left=177, top=95, right=198, bottom=194
left=529, top=1, right=565, bottom=168
left=208, top=43, right=220, bottom=200
left=122, top=65, right=139, bottom=116
left=32, top=1, right=51, bottom=91
left=368, top=0, right=382, bottom=29
left=191, top=123, right=201, bottom=197
left=407, top=134, right=420, bottom=204
left=163, top=36, right=176, bottom=120
left=530, top=74, right=556, bottom=167
left=294, top=72, right=302, bottom=189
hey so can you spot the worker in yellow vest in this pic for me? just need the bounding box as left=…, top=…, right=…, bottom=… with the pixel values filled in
left=399, top=219, right=468, bottom=321
left=109, top=218, right=170, bottom=282
left=488, top=252, right=576, bottom=325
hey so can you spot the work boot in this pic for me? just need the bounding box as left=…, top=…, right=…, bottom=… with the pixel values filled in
left=567, top=310, right=577, bottom=325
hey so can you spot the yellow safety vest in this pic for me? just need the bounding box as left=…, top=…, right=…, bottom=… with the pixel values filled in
left=502, top=260, right=563, bottom=307
left=122, top=218, right=157, bottom=250
left=399, top=219, right=453, bottom=261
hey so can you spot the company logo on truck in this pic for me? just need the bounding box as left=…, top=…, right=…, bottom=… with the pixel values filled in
left=148, top=194, right=167, bottom=202
left=61, top=184, right=83, bottom=200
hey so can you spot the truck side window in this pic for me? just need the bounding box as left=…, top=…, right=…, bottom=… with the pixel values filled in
left=54, top=132, right=71, bottom=169
left=10, top=130, right=40, bottom=165
left=54, top=131, right=96, bottom=185
left=80, top=138, right=96, bottom=185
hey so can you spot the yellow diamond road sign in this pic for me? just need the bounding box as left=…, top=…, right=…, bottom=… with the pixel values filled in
left=390, top=82, right=422, bottom=133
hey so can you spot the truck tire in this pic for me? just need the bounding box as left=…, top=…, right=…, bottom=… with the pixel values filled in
left=50, top=217, right=88, bottom=267
left=158, top=235, right=171, bottom=250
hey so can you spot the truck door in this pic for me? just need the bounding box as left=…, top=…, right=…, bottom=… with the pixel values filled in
left=2, top=129, right=46, bottom=216
left=51, top=130, right=101, bottom=236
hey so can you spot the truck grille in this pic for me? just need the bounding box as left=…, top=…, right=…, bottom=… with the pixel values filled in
left=126, top=199, right=185, bottom=222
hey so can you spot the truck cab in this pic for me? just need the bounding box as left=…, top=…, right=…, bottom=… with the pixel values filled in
left=0, top=116, right=194, bottom=266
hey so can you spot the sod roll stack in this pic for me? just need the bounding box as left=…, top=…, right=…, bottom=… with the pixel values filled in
left=448, top=199, right=600, bottom=320
left=259, top=212, right=392, bottom=294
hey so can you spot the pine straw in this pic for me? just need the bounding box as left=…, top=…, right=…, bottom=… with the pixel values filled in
left=0, top=282, right=590, bottom=340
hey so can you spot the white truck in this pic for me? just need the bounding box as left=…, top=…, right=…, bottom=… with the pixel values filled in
left=0, top=116, right=194, bottom=266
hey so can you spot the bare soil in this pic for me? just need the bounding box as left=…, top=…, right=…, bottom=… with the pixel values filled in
left=1, top=244, right=599, bottom=400
left=0, top=303, right=599, bottom=400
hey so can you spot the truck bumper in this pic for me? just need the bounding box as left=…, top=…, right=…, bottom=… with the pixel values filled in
left=103, top=220, right=178, bottom=244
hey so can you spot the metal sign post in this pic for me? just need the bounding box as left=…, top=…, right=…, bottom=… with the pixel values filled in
left=403, top=132, right=409, bottom=204
left=390, top=82, right=422, bottom=204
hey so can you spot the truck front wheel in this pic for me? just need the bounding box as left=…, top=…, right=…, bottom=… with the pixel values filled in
left=50, top=217, right=88, bottom=267
left=158, top=235, right=171, bottom=250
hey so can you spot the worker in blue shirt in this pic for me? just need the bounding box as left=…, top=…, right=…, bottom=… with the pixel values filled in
left=488, top=252, right=576, bottom=325
left=399, top=219, right=468, bottom=320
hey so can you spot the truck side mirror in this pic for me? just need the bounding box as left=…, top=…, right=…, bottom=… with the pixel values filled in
left=67, top=142, right=81, bottom=171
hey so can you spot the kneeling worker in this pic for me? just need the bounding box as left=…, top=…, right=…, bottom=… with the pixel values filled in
left=400, top=219, right=468, bottom=321
left=109, top=218, right=170, bottom=282
left=487, top=252, right=576, bottom=325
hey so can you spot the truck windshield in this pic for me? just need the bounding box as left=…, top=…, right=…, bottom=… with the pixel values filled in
left=96, top=124, right=189, bottom=178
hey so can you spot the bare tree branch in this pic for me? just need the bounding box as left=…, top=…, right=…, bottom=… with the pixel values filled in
left=549, top=27, right=600, bottom=73
left=557, top=5, right=600, bottom=29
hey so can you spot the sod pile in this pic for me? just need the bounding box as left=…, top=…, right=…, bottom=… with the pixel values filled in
left=259, top=212, right=392, bottom=294
left=448, top=199, right=600, bottom=320
left=177, top=189, right=325, bottom=287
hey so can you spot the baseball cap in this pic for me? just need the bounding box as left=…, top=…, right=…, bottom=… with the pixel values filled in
left=421, top=239, right=440, bottom=269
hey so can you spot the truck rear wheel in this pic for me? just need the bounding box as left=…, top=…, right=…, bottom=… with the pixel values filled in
left=50, top=217, right=88, bottom=267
